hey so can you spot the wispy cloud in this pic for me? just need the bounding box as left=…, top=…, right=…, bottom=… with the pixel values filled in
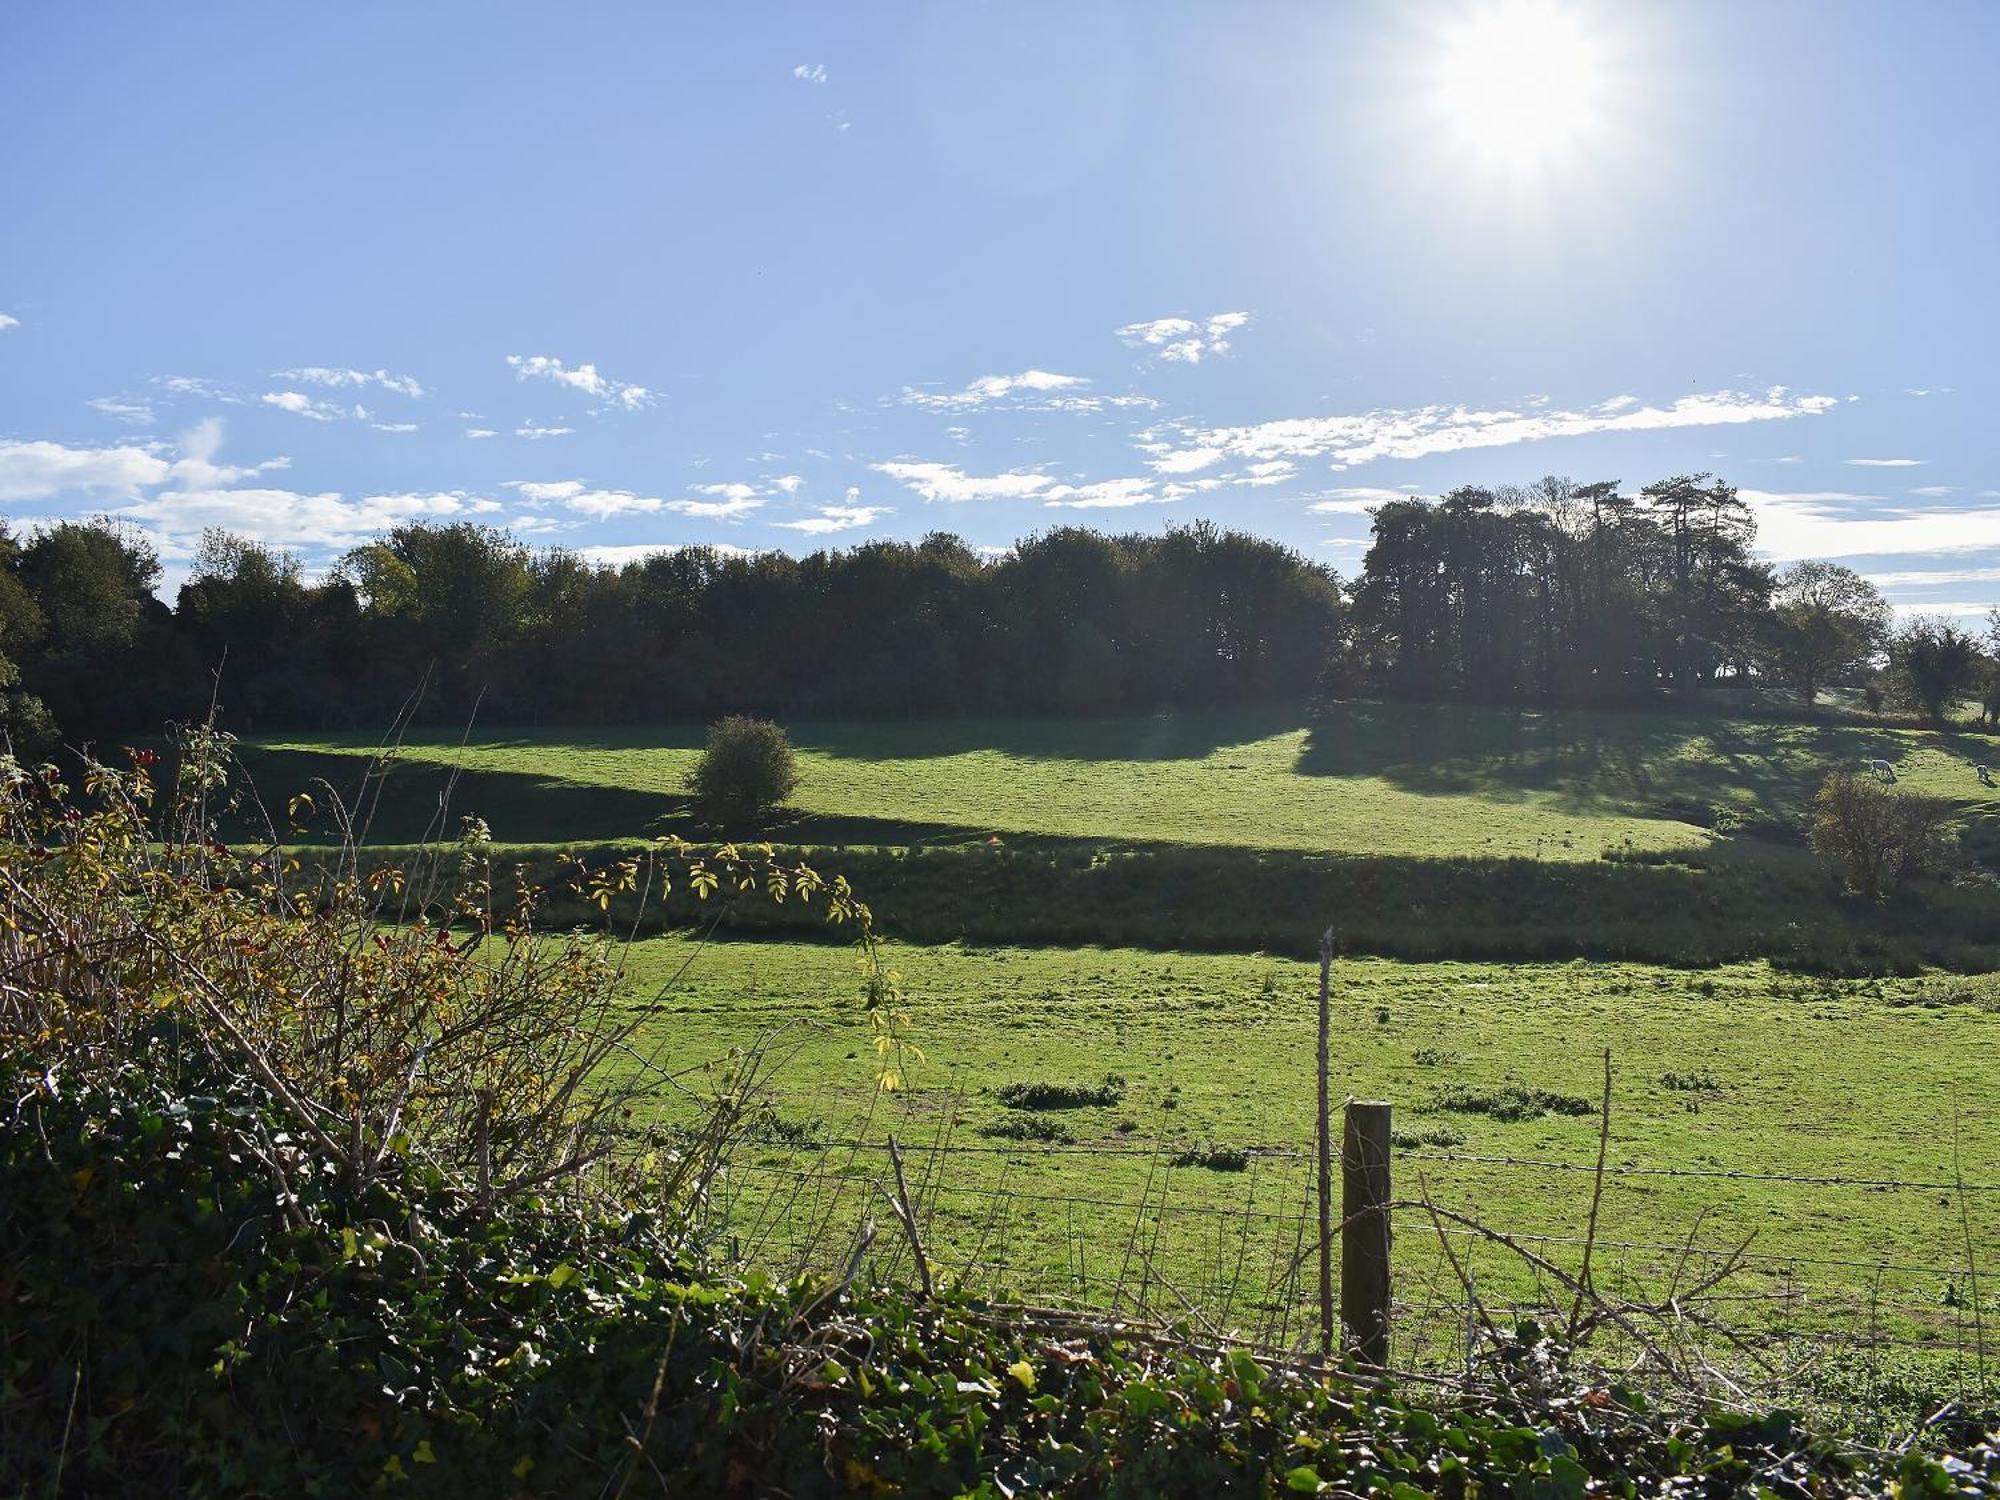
left=1142, top=387, right=1839, bottom=474
left=792, top=62, right=827, bottom=83
left=871, top=461, right=1053, bottom=502
left=514, top=424, right=575, bottom=440
left=0, top=313, right=17, bottom=332
left=261, top=390, right=350, bottom=422
left=1744, top=489, right=2000, bottom=561
left=671, top=482, right=765, bottom=519
left=900, top=370, right=1089, bottom=411
left=1041, top=477, right=1164, bottom=509
left=1306, top=487, right=1411, bottom=513
left=88, top=397, right=156, bottom=427
left=1116, top=311, right=1249, bottom=364
left=506, top=354, right=654, bottom=411
left=508, top=478, right=767, bottom=521
left=152, top=375, right=242, bottom=403
left=274, top=366, right=425, bottom=399
left=774, top=503, right=893, bottom=534
left=1845, top=457, right=1925, bottom=467
left=466, top=428, right=498, bottom=439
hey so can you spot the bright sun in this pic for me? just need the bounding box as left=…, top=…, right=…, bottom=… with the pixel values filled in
left=1424, top=0, right=1615, bottom=179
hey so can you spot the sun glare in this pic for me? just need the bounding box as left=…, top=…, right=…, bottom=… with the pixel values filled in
left=1424, top=0, right=1616, bottom=180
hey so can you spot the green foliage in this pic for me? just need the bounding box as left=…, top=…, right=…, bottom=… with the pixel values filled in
left=7, top=1053, right=1971, bottom=1497
left=1889, top=615, right=1984, bottom=723
left=687, top=714, right=802, bottom=824
left=979, top=1113, right=1075, bottom=1142
left=1428, top=1081, right=1598, bottom=1121
left=1807, top=769, right=1958, bottom=902
left=997, top=1074, right=1127, bottom=1109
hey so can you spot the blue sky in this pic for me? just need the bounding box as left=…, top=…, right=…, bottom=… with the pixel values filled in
left=3, top=1, right=1996, bottom=611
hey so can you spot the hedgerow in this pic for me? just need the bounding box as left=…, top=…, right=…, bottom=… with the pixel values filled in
left=9, top=1053, right=1994, bottom=1497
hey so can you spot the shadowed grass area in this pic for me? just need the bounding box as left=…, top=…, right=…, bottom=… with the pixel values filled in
left=256, top=702, right=2000, bottom=863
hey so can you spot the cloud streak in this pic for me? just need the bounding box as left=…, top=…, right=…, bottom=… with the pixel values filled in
left=900, top=369, right=1089, bottom=411
left=1141, top=387, right=1840, bottom=473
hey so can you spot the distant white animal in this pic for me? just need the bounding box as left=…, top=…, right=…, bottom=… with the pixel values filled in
left=1866, top=758, right=1897, bottom=784
left=1979, top=764, right=1995, bottom=789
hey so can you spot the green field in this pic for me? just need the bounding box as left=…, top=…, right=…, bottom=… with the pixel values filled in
left=255, top=701, right=2000, bottom=1418
left=628, top=934, right=1998, bottom=1399
left=262, top=702, right=2000, bottom=861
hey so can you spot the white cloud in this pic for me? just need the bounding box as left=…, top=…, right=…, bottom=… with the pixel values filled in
left=0, top=438, right=173, bottom=502
left=515, top=424, right=575, bottom=439
left=1869, top=566, right=2000, bottom=589
left=0, top=313, right=17, bottom=331
left=871, top=461, right=1053, bottom=503
left=466, top=428, right=498, bottom=439
left=88, top=397, right=156, bottom=426
left=1306, top=488, right=1411, bottom=513
left=152, top=375, right=241, bottom=403
left=900, top=369, right=1088, bottom=410
left=508, top=478, right=658, bottom=519
left=261, top=390, right=349, bottom=421
left=122, top=487, right=499, bottom=556
left=1041, top=477, right=1163, bottom=509
left=1846, top=457, right=1925, bottom=467
left=508, top=478, right=765, bottom=521
left=506, top=354, right=653, bottom=411
left=770, top=473, right=804, bottom=493
left=793, top=62, right=827, bottom=83
left=1744, top=490, right=2000, bottom=562
left=1143, top=387, right=1840, bottom=474
left=274, top=366, right=425, bottom=398
left=1908, top=486, right=1958, bottom=498
left=1116, top=311, right=1249, bottom=364
left=774, top=504, right=893, bottom=534
left=371, top=422, right=419, bottom=434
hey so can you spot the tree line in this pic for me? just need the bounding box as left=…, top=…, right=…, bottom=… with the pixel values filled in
left=3, top=472, right=1995, bottom=751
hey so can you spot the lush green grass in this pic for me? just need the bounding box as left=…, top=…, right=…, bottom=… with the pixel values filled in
left=258, top=701, right=2000, bottom=862
left=629, top=933, right=2000, bottom=1393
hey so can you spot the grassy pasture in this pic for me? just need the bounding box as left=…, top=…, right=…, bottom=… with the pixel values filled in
left=247, top=701, right=2000, bottom=1419
left=629, top=935, right=1999, bottom=1404
left=259, top=701, right=2000, bottom=862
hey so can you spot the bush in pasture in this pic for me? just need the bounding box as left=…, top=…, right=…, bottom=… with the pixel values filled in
left=1429, top=1082, right=1595, bottom=1121
left=1807, top=770, right=1957, bottom=902
left=1391, top=1121, right=1467, bottom=1150
left=1660, top=1069, right=1721, bottom=1091
left=996, top=1073, right=1126, bottom=1110
left=978, top=1113, right=1073, bottom=1142
left=687, top=714, right=801, bottom=824
left=1171, top=1142, right=1249, bottom=1171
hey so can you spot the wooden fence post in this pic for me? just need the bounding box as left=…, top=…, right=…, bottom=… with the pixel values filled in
left=1316, top=928, right=1335, bottom=1359
left=1342, top=1099, right=1393, bottom=1366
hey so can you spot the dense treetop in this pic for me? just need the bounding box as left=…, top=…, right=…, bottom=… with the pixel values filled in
left=3, top=474, right=1993, bottom=749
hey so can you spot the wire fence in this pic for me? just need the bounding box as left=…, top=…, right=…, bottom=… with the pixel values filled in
left=689, top=1114, right=1999, bottom=1435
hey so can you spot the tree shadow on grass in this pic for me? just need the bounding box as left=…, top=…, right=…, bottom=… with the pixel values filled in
left=1290, top=701, right=1944, bottom=824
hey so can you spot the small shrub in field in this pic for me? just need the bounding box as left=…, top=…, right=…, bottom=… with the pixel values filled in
left=1661, top=1069, right=1720, bottom=1092
left=1171, top=1143, right=1249, bottom=1172
left=978, top=1114, right=1073, bottom=1143
left=1411, top=1046, right=1461, bottom=1067
left=1806, top=770, right=1956, bottom=902
left=996, top=1073, right=1125, bottom=1110
left=1391, top=1122, right=1467, bottom=1150
left=686, top=715, right=800, bottom=824
left=1429, top=1082, right=1595, bottom=1121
